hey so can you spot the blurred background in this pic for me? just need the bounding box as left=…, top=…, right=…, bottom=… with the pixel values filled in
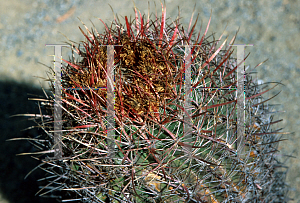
left=0, top=0, right=299, bottom=202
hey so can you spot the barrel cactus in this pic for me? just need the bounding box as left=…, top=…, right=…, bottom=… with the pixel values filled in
left=17, top=2, right=290, bottom=202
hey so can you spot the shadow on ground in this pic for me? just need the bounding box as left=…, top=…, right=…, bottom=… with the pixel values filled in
left=0, top=80, right=57, bottom=203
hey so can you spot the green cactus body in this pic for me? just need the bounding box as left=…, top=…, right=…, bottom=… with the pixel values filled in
left=21, top=2, right=290, bottom=203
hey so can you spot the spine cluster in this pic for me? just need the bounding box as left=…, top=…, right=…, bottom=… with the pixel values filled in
left=22, top=3, right=289, bottom=203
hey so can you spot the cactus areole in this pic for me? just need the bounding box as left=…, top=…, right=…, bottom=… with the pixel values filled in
left=26, top=2, right=289, bottom=203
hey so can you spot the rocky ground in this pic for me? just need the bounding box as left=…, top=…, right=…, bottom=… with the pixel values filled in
left=0, top=0, right=299, bottom=202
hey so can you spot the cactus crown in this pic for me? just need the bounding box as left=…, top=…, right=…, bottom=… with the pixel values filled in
left=17, top=2, right=290, bottom=203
